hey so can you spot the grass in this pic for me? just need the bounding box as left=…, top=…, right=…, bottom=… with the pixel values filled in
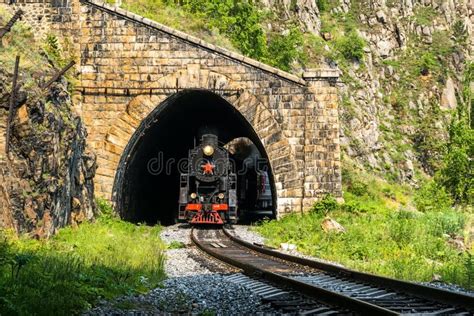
left=255, top=166, right=474, bottom=290
left=0, top=199, right=166, bottom=315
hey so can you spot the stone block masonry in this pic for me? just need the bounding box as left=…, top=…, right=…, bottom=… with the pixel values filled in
left=0, top=0, right=342, bottom=217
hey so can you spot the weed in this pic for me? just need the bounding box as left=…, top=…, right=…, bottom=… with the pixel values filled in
left=167, top=241, right=186, bottom=249
left=0, top=199, right=166, bottom=315
left=413, top=6, right=437, bottom=26
left=255, top=167, right=473, bottom=289
left=414, top=180, right=452, bottom=212
left=311, top=195, right=338, bottom=216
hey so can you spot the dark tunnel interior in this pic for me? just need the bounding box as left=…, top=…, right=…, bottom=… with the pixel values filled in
left=114, top=90, right=276, bottom=225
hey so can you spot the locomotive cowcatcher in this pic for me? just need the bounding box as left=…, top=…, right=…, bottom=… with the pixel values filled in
left=178, top=134, right=237, bottom=224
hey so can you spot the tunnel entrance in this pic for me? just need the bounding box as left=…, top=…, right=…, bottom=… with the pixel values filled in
left=113, top=90, right=277, bottom=225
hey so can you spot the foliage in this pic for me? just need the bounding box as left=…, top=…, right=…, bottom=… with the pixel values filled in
left=413, top=6, right=437, bottom=26
left=43, top=34, right=65, bottom=67
left=414, top=180, right=453, bottom=213
left=412, top=102, right=446, bottom=175
left=267, top=26, right=305, bottom=71
left=311, top=194, right=338, bottom=216
left=255, top=170, right=473, bottom=289
left=316, top=0, right=330, bottom=12
left=436, top=113, right=474, bottom=205
left=334, top=30, right=365, bottom=62
left=427, top=62, right=473, bottom=205
left=452, top=20, right=468, bottom=44
left=167, top=241, right=186, bottom=249
left=161, top=0, right=268, bottom=60
left=0, top=199, right=165, bottom=315
left=417, top=52, right=439, bottom=76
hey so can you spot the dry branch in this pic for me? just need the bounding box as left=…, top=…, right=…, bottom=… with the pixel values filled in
left=0, top=10, right=23, bottom=40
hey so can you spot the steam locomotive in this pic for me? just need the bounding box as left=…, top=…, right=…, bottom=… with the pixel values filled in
left=178, top=134, right=238, bottom=224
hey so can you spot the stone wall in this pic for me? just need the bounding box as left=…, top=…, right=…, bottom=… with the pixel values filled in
left=0, top=0, right=342, bottom=217
left=0, top=0, right=74, bottom=38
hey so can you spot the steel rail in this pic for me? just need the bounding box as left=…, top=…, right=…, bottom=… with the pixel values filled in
left=222, top=226, right=474, bottom=311
left=191, top=228, right=398, bottom=315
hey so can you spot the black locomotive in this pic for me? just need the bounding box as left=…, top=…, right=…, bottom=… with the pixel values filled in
left=178, top=134, right=238, bottom=224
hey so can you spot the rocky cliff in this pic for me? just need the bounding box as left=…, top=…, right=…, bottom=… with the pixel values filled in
left=0, top=13, right=96, bottom=237
left=261, top=0, right=472, bottom=183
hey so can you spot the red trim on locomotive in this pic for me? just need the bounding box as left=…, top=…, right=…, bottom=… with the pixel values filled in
left=190, top=211, right=224, bottom=224
left=212, top=204, right=229, bottom=211
left=185, top=203, right=202, bottom=211
left=184, top=203, right=229, bottom=224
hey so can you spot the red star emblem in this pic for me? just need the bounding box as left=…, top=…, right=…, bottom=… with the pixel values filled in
left=202, top=162, right=214, bottom=175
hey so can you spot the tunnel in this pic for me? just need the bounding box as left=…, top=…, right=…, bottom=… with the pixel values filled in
left=112, top=89, right=277, bottom=225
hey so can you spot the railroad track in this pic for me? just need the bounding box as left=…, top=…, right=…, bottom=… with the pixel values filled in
left=191, top=227, right=474, bottom=315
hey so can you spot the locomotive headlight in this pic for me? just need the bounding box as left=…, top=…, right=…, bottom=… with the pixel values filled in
left=203, top=145, right=214, bottom=156
left=190, top=192, right=197, bottom=199
left=218, top=193, right=225, bottom=200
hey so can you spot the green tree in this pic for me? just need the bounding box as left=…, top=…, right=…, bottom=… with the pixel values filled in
left=267, top=26, right=305, bottom=71
left=435, top=62, right=473, bottom=205
left=177, top=0, right=268, bottom=59
left=436, top=115, right=473, bottom=204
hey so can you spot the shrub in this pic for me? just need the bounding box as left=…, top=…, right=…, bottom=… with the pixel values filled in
left=453, top=20, right=468, bottom=44
left=316, top=0, right=330, bottom=12
left=311, top=194, right=338, bottom=215
left=335, top=31, right=365, bottom=62
left=348, top=179, right=369, bottom=196
left=418, top=52, right=439, bottom=75
left=267, top=26, right=305, bottom=71
left=175, top=0, right=268, bottom=59
left=96, top=197, right=116, bottom=220
left=341, top=200, right=369, bottom=213
left=426, top=210, right=466, bottom=237
left=436, top=115, right=474, bottom=205
left=414, top=180, right=453, bottom=212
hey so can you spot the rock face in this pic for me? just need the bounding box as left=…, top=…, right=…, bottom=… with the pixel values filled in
left=333, top=0, right=471, bottom=181
left=258, top=0, right=320, bottom=34
left=255, top=0, right=472, bottom=182
left=0, top=70, right=96, bottom=238
left=258, top=0, right=472, bottom=181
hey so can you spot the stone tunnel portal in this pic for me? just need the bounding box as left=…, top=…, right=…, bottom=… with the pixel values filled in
left=113, top=90, right=277, bottom=225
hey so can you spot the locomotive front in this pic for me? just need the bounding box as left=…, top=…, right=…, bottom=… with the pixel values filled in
left=178, top=134, right=237, bottom=224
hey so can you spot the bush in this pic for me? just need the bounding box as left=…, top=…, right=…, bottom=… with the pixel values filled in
left=175, top=0, right=268, bottom=59
left=267, top=26, right=305, bottom=71
left=414, top=180, right=453, bottom=212
left=418, top=52, right=439, bottom=75
left=316, top=0, right=330, bottom=12
left=426, top=210, right=466, bottom=237
left=96, top=197, right=116, bottom=219
left=341, top=200, right=369, bottom=213
left=335, top=31, right=365, bottom=62
left=311, top=195, right=338, bottom=215
left=436, top=115, right=474, bottom=205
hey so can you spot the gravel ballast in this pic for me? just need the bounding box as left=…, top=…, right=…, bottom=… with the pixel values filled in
left=85, top=224, right=473, bottom=315
left=86, top=274, right=273, bottom=315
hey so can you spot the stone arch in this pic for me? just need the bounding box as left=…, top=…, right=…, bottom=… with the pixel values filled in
left=97, top=65, right=300, bottom=221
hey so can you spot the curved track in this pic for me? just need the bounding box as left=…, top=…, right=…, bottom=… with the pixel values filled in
left=192, top=227, right=474, bottom=315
